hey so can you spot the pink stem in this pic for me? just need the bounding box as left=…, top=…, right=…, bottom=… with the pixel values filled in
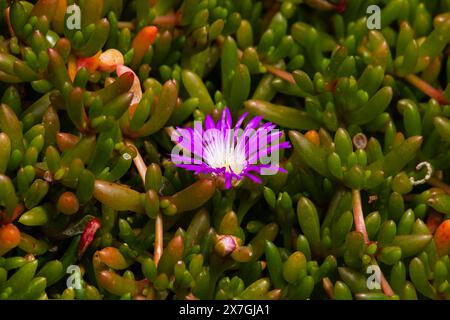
left=154, top=212, right=163, bottom=265
left=371, top=258, right=395, bottom=297
left=404, top=74, right=449, bottom=105
left=125, top=139, right=147, bottom=183
left=322, top=277, right=334, bottom=299
left=117, top=21, right=135, bottom=30
left=352, top=189, right=370, bottom=245
left=264, top=64, right=296, bottom=84
left=124, top=139, right=164, bottom=265
left=353, top=189, right=395, bottom=297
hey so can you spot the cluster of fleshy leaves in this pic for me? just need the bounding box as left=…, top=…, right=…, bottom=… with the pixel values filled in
left=2, top=0, right=450, bottom=300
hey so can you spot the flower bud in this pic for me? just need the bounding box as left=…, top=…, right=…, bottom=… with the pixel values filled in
left=214, top=234, right=239, bottom=257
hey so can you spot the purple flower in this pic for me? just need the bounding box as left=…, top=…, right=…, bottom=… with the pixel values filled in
left=170, top=108, right=291, bottom=189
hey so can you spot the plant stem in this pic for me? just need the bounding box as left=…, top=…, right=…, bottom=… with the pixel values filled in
left=352, top=189, right=370, bottom=245
left=380, top=271, right=394, bottom=297
left=371, top=258, right=394, bottom=297
left=117, top=21, right=135, bottom=30
left=125, top=139, right=147, bottom=183
left=404, top=74, right=449, bottom=105
left=154, top=212, right=163, bottom=265
left=263, top=64, right=296, bottom=84
left=353, top=189, right=394, bottom=297
left=5, top=7, right=15, bottom=37
left=322, top=277, right=334, bottom=299
left=262, top=2, right=281, bottom=26
left=124, top=139, right=164, bottom=265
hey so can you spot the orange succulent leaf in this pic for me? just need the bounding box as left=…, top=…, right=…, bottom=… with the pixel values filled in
left=434, top=219, right=450, bottom=257
left=0, top=223, right=21, bottom=256
left=130, top=26, right=158, bottom=68
left=67, top=54, right=77, bottom=82
left=77, top=51, right=101, bottom=73
left=305, top=130, right=320, bottom=146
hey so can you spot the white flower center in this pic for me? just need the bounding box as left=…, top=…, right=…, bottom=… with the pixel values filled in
left=203, top=129, right=247, bottom=175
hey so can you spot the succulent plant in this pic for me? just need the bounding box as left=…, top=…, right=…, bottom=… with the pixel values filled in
left=1, top=0, right=450, bottom=301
